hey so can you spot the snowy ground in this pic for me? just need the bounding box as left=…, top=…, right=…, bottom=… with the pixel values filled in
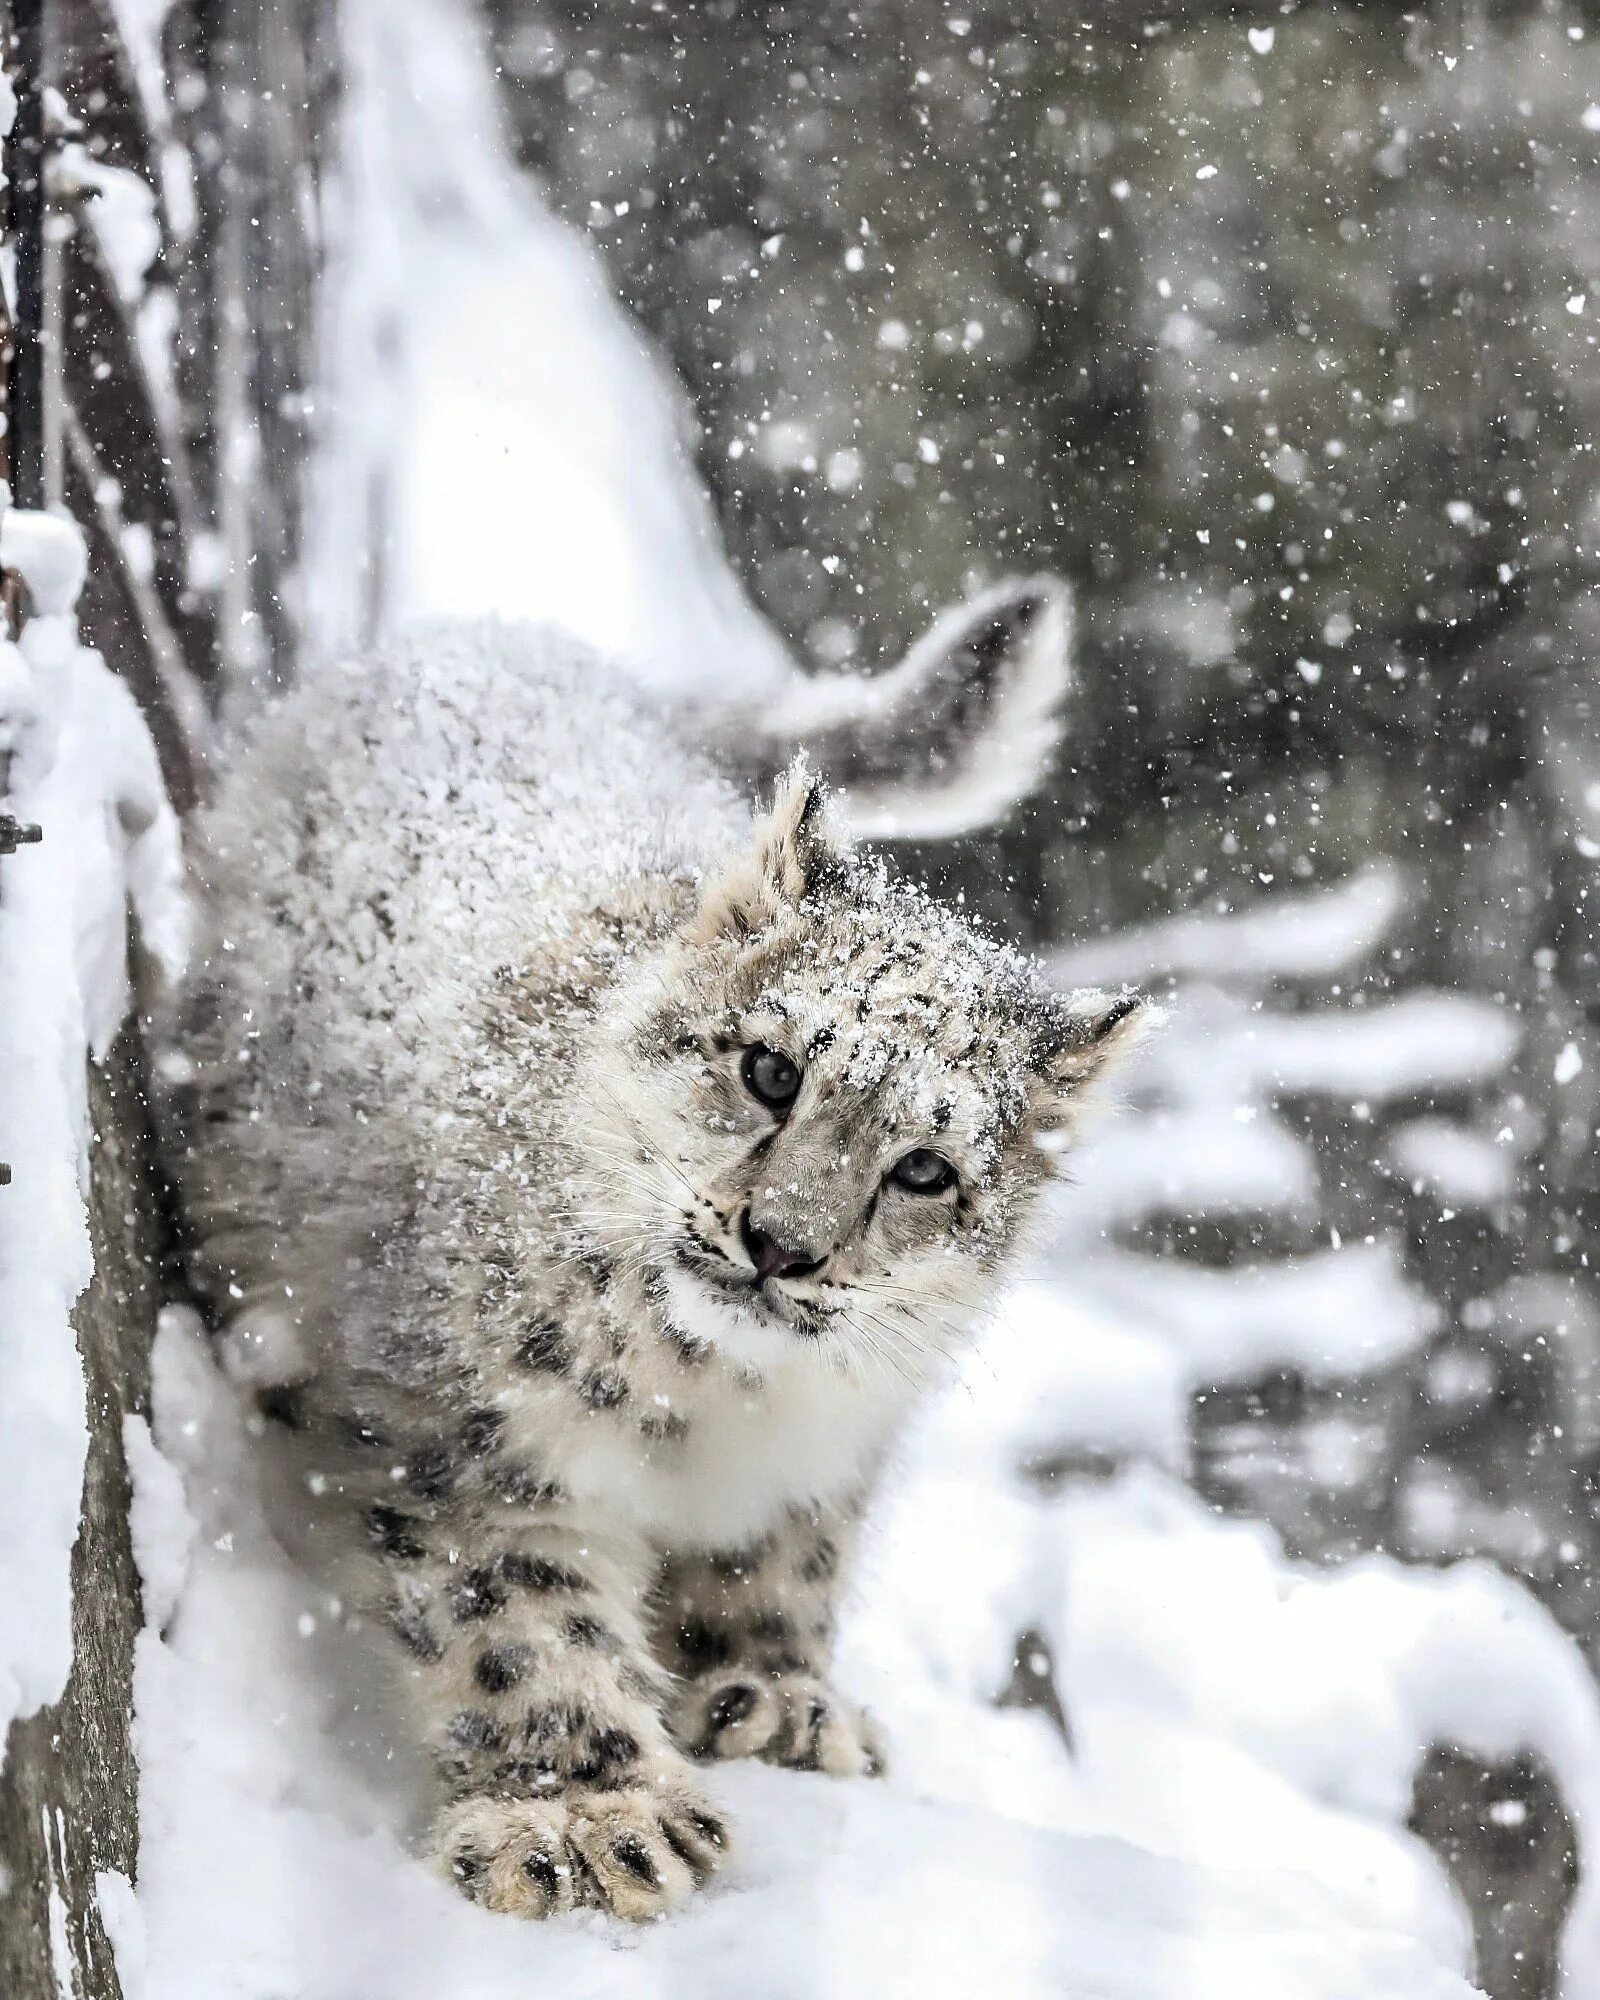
left=44, top=0, right=1600, bottom=1996
left=115, top=1307, right=1481, bottom=2000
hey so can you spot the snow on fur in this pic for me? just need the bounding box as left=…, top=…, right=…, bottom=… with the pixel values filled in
left=110, top=0, right=1600, bottom=1989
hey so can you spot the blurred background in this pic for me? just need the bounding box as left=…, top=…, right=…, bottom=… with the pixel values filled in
left=6, top=2, right=1600, bottom=1997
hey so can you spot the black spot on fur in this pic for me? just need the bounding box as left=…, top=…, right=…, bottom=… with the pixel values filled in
left=446, top=1709, right=504, bottom=1753
left=502, top=1553, right=589, bottom=1594
left=664, top=1322, right=709, bottom=1368
left=762, top=1650, right=813, bottom=1677
left=474, top=1643, right=533, bottom=1694
left=335, top=1411, right=388, bottom=1451
left=799, top=1536, right=838, bottom=1583
left=634, top=1003, right=687, bottom=1061
left=517, top=1320, right=573, bottom=1375
left=590, top=1725, right=640, bottom=1769
left=367, top=1504, right=427, bottom=1562
left=257, top=1382, right=308, bottom=1431
left=709, top=1538, right=771, bottom=1581
left=487, top=1461, right=566, bottom=1507
left=579, top=1368, right=629, bottom=1410
left=492, top=1755, right=559, bottom=1789
left=579, top=1247, right=615, bottom=1293
left=448, top=1566, right=508, bottom=1623
left=564, top=1613, right=613, bottom=1650
left=452, top=1848, right=483, bottom=1894
left=404, top=1443, right=457, bottom=1502
left=676, top=1619, right=733, bottom=1670
left=461, top=1407, right=507, bottom=1458
left=388, top=1603, right=443, bottom=1663
left=639, top=1409, right=690, bottom=1443
left=747, top=1609, right=792, bottom=1643
left=610, top=1832, right=658, bottom=1887
left=662, top=1808, right=726, bottom=1873
left=570, top=1720, right=642, bottom=1785
left=524, top=1701, right=590, bottom=1748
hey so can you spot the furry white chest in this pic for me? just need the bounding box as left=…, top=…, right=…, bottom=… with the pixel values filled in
left=558, top=1336, right=914, bottom=1549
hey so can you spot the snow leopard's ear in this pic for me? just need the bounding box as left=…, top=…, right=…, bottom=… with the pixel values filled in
left=688, top=763, right=849, bottom=943
left=716, top=577, right=1072, bottom=841
left=1026, top=988, right=1157, bottom=1141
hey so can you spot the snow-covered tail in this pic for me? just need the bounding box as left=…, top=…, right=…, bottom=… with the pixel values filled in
left=709, top=577, right=1073, bottom=839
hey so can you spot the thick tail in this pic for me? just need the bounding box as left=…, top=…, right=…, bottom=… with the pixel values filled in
left=705, top=577, right=1072, bottom=840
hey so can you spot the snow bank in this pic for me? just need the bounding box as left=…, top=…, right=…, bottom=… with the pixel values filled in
left=1134, top=985, right=1520, bottom=1114
left=1064, top=1101, right=1317, bottom=1224
left=844, top=1292, right=1600, bottom=1994
left=1086, top=1238, right=1439, bottom=1383
left=0, top=501, right=186, bottom=1752
left=1056, top=864, right=1407, bottom=988
left=1386, top=1118, right=1515, bottom=1208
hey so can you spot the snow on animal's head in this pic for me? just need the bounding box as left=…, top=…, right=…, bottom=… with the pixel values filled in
left=577, top=767, right=1150, bottom=1376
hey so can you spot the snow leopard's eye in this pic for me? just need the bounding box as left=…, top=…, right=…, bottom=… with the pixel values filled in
left=890, top=1149, right=956, bottom=1195
left=742, top=1044, right=802, bottom=1111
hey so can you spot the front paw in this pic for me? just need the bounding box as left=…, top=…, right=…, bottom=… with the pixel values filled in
left=432, top=1769, right=729, bottom=1922
left=674, top=1667, right=885, bottom=1778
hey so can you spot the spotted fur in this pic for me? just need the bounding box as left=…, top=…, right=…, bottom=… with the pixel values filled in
left=153, top=616, right=1147, bottom=1921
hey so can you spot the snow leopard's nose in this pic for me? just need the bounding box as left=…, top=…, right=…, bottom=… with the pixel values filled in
left=739, top=1208, right=826, bottom=1285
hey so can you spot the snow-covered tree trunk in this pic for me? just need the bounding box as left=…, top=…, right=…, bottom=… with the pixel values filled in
left=0, top=1046, right=159, bottom=2000
left=0, top=5, right=334, bottom=1992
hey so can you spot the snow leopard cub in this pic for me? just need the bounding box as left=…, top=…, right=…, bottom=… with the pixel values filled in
left=156, top=593, right=1147, bottom=1922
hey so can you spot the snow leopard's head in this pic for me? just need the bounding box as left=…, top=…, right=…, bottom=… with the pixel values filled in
left=578, top=769, right=1150, bottom=1378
